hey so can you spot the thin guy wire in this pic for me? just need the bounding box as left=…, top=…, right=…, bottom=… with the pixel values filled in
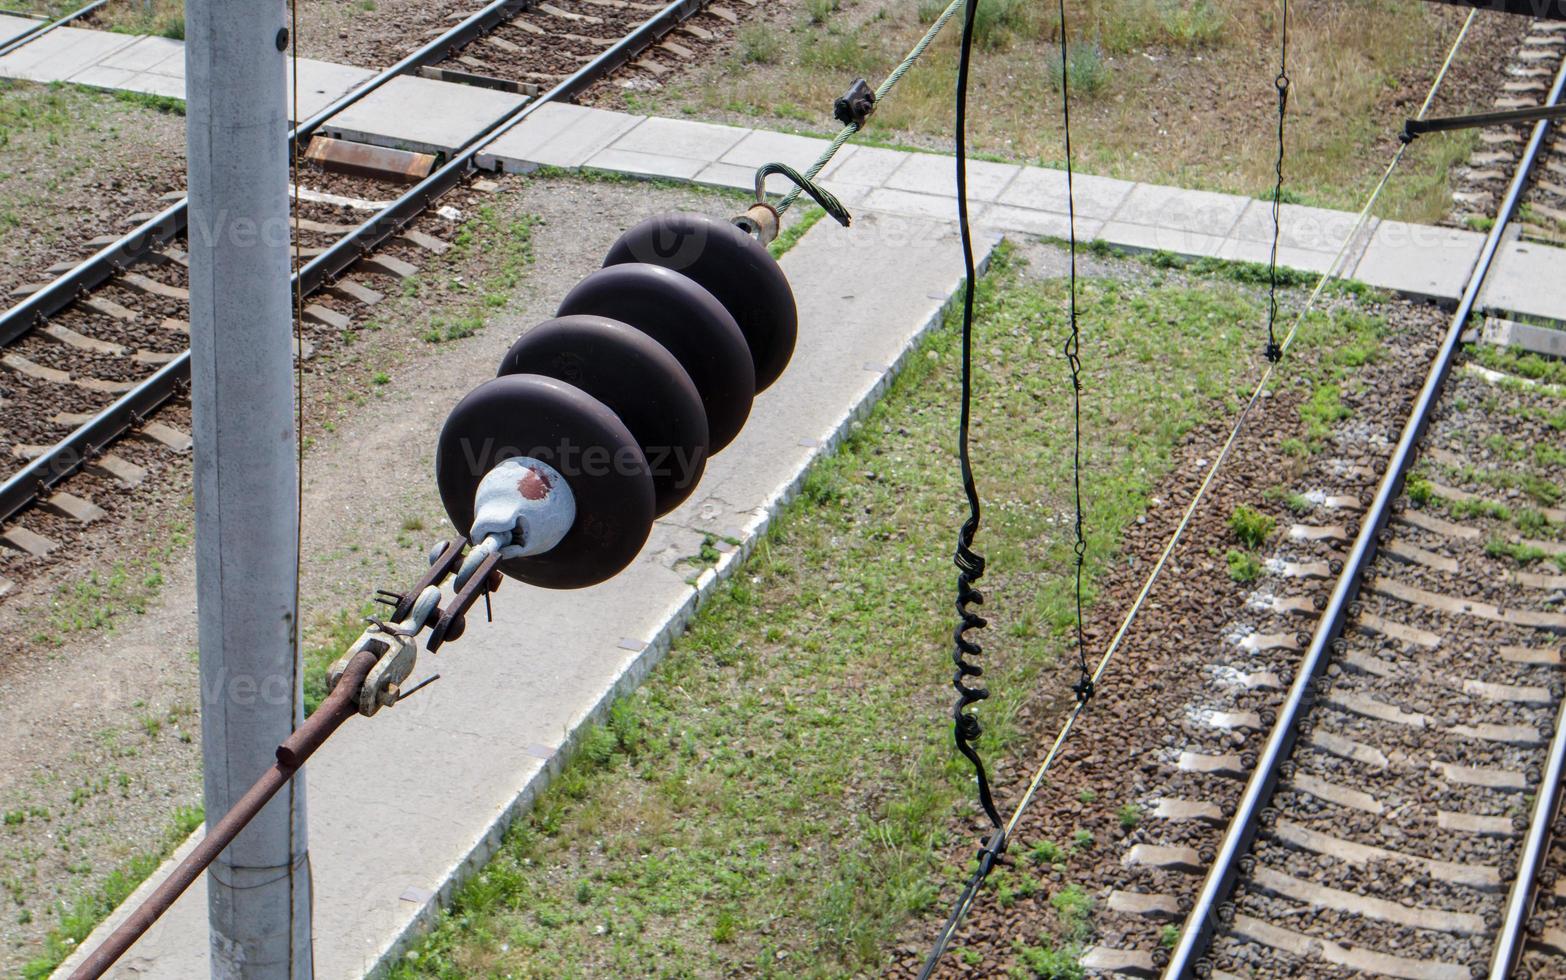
left=915, top=11, right=1476, bottom=970
left=773, top=0, right=964, bottom=216
left=288, top=5, right=310, bottom=973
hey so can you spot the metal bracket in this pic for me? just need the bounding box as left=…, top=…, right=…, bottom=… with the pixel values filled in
left=1402, top=102, right=1566, bottom=143
left=327, top=584, right=441, bottom=716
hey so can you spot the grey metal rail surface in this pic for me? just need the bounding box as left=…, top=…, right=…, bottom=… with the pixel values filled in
left=1491, top=695, right=1566, bottom=978
left=0, top=0, right=107, bottom=60
left=1162, top=48, right=1566, bottom=980
left=0, top=0, right=707, bottom=528
left=0, top=0, right=533, bottom=353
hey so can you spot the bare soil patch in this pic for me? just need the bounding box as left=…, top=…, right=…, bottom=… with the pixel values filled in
left=0, top=81, right=186, bottom=299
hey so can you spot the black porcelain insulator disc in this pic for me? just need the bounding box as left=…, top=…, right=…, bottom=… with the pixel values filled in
left=556, top=262, right=754, bottom=453
left=498, top=315, right=708, bottom=516
left=435, top=374, right=655, bottom=589
left=603, top=211, right=797, bottom=392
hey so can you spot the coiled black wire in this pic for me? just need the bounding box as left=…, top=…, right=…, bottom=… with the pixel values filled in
left=946, top=0, right=1001, bottom=834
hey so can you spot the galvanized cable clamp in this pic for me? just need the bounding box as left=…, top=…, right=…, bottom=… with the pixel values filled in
left=834, top=77, right=876, bottom=128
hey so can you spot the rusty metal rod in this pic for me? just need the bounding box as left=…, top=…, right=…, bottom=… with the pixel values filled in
left=69, top=649, right=377, bottom=980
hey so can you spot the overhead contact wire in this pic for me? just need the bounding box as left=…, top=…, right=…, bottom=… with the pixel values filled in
left=916, top=10, right=1476, bottom=973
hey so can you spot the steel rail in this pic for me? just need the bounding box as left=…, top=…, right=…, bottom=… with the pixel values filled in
left=1491, top=694, right=1566, bottom=978
left=0, top=0, right=108, bottom=60
left=1163, top=48, right=1566, bottom=980
left=0, top=0, right=704, bottom=528
left=0, top=0, right=535, bottom=353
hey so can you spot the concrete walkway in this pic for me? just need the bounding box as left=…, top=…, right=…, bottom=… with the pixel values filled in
left=480, top=102, right=1566, bottom=321
left=4, top=19, right=1564, bottom=322
left=54, top=211, right=998, bottom=977
left=0, top=22, right=372, bottom=118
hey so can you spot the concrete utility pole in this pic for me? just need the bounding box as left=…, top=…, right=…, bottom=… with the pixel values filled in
left=185, top=0, right=312, bottom=973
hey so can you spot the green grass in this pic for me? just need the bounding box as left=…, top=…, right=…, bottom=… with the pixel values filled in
left=1226, top=548, right=1262, bottom=583
left=20, top=805, right=203, bottom=979
left=97, top=0, right=184, bottom=39
left=1471, top=343, right=1566, bottom=388
left=419, top=206, right=537, bottom=344
left=110, top=89, right=185, bottom=116
left=387, top=250, right=1382, bottom=978
left=1228, top=505, right=1275, bottom=549
left=0, top=79, right=76, bottom=153
left=31, top=521, right=184, bottom=645
left=660, top=0, right=1471, bottom=223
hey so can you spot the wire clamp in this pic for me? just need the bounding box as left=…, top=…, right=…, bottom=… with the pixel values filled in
left=833, top=78, right=876, bottom=128
left=1264, top=339, right=1282, bottom=363
left=1072, top=673, right=1095, bottom=704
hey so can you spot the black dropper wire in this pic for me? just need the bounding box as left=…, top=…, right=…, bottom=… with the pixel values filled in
left=947, top=0, right=1002, bottom=833
left=1058, top=0, right=1092, bottom=706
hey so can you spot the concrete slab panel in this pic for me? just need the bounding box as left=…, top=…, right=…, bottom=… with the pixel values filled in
left=1352, top=220, right=1483, bottom=302
left=980, top=205, right=1103, bottom=242
left=478, top=103, right=644, bottom=172
left=1098, top=219, right=1227, bottom=259
left=996, top=165, right=1134, bottom=219
left=819, top=143, right=906, bottom=187
left=117, top=69, right=187, bottom=100
left=885, top=150, right=1021, bottom=202
left=719, top=128, right=831, bottom=169
left=1481, top=239, right=1566, bottom=327
left=89, top=33, right=182, bottom=73
left=1215, top=236, right=1343, bottom=276
left=0, top=25, right=139, bottom=81
left=1228, top=198, right=1372, bottom=253
left=583, top=146, right=707, bottom=181
left=693, top=160, right=756, bottom=191
left=608, top=115, right=747, bottom=163
left=1482, top=316, right=1566, bottom=354
left=292, top=59, right=377, bottom=121
left=1112, top=182, right=1248, bottom=237
left=69, top=63, right=139, bottom=91
left=321, top=75, right=524, bottom=155
left=861, top=186, right=964, bottom=223
left=55, top=210, right=994, bottom=980
left=0, top=13, right=41, bottom=46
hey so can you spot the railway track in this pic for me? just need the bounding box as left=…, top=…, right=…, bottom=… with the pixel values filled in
left=1451, top=19, right=1566, bottom=243
left=1149, top=34, right=1566, bottom=980
left=0, top=0, right=746, bottom=601
left=891, top=16, right=1566, bottom=980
